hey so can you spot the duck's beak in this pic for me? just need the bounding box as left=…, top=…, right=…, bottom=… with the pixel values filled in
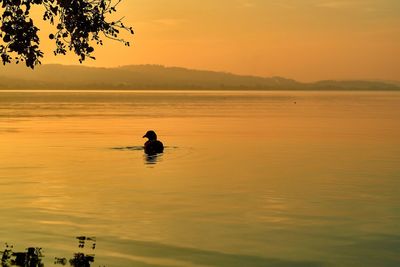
left=142, top=134, right=147, bottom=138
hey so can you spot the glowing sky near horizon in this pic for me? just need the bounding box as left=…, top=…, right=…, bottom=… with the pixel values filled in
left=36, top=0, right=399, bottom=81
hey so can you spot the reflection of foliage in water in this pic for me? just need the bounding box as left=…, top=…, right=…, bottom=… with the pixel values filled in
left=1, top=244, right=43, bottom=267
left=1, top=236, right=98, bottom=267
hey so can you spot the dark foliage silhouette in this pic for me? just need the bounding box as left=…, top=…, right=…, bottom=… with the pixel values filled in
left=1, top=236, right=97, bottom=267
left=0, top=0, right=133, bottom=68
left=1, top=244, right=44, bottom=267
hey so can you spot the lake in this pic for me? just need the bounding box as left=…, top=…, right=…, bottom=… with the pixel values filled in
left=0, top=90, right=399, bottom=267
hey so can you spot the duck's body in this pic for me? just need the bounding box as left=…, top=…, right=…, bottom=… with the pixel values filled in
left=143, top=130, right=164, bottom=155
left=144, top=140, right=164, bottom=155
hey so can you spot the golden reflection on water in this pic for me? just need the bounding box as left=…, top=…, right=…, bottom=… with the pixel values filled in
left=0, top=91, right=400, bottom=266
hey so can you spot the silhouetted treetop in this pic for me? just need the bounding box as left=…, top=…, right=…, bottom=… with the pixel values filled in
left=0, top=0, right=133, bottom=68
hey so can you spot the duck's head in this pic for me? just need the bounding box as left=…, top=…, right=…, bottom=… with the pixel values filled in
left=143, top=130, right=158, bottom=141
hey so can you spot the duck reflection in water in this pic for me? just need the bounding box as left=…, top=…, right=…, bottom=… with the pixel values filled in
left=143, top=130, right=164, bottom=164
left=144, top=153, right=164, bottom=165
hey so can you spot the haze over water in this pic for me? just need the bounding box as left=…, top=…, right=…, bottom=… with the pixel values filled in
left=0, top=90, right=399, bottom=266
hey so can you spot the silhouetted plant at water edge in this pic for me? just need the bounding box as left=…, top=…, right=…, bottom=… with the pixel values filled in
left=1, top=236, right=98, bottom=267
left=0, top=0, right=133, bottom=68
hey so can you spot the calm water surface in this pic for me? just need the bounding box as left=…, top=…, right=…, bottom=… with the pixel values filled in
left=0, top=90, right=399, bottom=266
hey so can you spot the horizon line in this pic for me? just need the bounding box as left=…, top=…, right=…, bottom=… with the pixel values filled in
left=1, top=62, right=399, bottom=84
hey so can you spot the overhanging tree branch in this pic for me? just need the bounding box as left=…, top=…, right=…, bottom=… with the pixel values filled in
left=0, top=0, right=134, bottom=68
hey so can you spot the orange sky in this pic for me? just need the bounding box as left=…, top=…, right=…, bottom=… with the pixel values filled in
left=34, top=0, right=400, bottom=82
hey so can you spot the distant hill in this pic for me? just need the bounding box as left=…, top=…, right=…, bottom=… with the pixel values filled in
left=0, top=64, right=398, bottom=90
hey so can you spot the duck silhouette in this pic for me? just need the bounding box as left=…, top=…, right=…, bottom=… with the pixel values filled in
left=143, top=130, right=164, bottom=155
